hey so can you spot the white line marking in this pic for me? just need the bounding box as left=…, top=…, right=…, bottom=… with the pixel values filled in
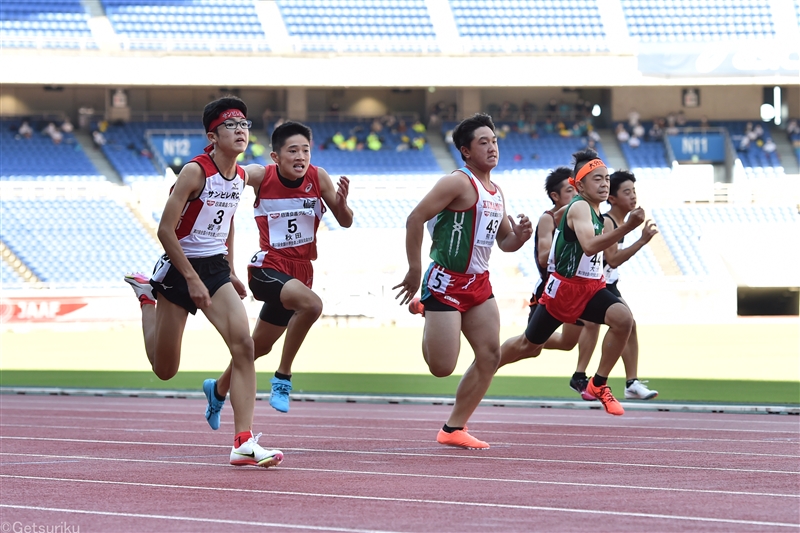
left=1, top=436, right=798, bottom=475
left=2, top=456, right=796, bottom=498
left=1, top=477, right=797, bottom=528
left=1, top=424, right=796, bottom=458
left=0, top=503, right=395, bottom=533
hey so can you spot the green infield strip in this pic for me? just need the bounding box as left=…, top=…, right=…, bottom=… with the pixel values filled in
left=1, top=370, right=797, bottom=405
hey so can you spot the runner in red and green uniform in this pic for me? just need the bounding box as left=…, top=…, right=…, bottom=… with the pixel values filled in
left=394, top=113, right=533, bottom=449
left=497, top=149, right=645, bottom=416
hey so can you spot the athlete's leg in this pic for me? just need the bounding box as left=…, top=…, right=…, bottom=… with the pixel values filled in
left=151, top=297, right=189, bottom=380
left=273, top=279, right=323, bottom=376
left=543, top=323, right=581, bottom=351
left=216, top=319, right=287, bottom=397
left=202, top=283, right=256, bottom=436
left=497, top=304, right=561, bottom=368
left=421, top=310, right=462, bottom=377
left=446, top=298, right=501, bottom=428
left=574, top=322, right=601, bottom=373
left=140, top=304, right=157, bottom=367
left=620, top=319, right=639, bottom=380
left=595, top=302, right=634, bottom=377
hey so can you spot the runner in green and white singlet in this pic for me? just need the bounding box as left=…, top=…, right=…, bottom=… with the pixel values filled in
left=394, top=114, right=533, bottom=449
left=498, top=149, right=646, bottom=417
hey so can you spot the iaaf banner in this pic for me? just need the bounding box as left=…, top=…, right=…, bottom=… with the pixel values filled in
left=0, top=296, right=140, bottom=323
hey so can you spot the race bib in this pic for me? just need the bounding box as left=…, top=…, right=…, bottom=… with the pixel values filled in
left=544, top=276, right=561, bottom=298
left=267, top=208, right=315, bottom=249
left=475, top=209, right=503, bottom=247
left=427, top=267, right=453, bottom=294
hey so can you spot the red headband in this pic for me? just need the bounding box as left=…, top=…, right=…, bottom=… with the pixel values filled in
left=207, top=109, right=245, bottom=132
left=569, top=159, right=605, bottom=188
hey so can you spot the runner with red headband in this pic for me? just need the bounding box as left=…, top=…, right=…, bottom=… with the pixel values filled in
left=124, top=96, right=284, bottom=468
left=497, top=148, right=645, bottom=416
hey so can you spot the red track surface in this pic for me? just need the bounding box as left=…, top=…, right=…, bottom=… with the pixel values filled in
left=1, top=394, right=798, bottom=532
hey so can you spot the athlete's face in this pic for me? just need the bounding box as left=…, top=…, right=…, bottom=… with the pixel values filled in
left=461, top=126, right=498, bottom=171
left=577, top=166, right=609, bottom=205
left=271, top=133, right=311, bottom=180
left=551, top=180, right=576, bottom=209
left=209, top=118, right=249, bottom=155
left=609, top=180, right=637, bottom=212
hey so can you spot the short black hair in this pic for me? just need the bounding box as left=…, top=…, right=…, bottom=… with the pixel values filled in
left=452, top=113, right=495, bottom=162
left=544, top=167, right=573, bottom=204
left=272, top=121, right=312, bottom=152
left=202, top=95, right=247, bottom=132
left=571, top=148, right=600, bottom=179
left=609, top=170, right=636, bottom=197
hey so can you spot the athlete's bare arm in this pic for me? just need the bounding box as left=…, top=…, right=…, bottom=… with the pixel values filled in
left=392, top=172, right=476, bottom=305
left=604, top=218, right=658, bottom=268
left=536, top=212, right=556, bottom=269
left=242, top=163, right=266, bottom=191
left=157, top=161, right=212, bottom=308
left=569, top=202, right=645, bottom=257
left=317, top=167, right=353, bottom=228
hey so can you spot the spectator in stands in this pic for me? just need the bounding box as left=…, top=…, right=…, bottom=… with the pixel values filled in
left=787, top=119, right=799, bottom=136
left=411, top=136, right=426, bottom=150
left=17, top=120, right=33, bottom=139
left=628, top=135, right=641, bottom=149
left=394, top=113, right=533, bottom=449
left=92, top=129, right=106, bottom=148
left=366, top=131, right=382, bottom=151
left=615, top=123, right=630, bottom=143
left=676, top=111, right=687, bottom=126
left=627, top=108, right=640, bottom=129
left=516, top=114, right=531, bottom=134
left=396, top=135, right=411, bottom=152
left=411, top=119, right=426, bottom=134
left=543, top=118, right=555, bottom=134
left=632, top=121, right=645, bottom=139
left=61, top=117, right=74, bottom=134
left=344, top=135, right=358, bottom=151
left=124, top=95, right=283, bottom=470
left=738, top=134, right=751, bottom=152
left=763, top=137, right=777, bottom=161
left=203, top=120, right=353, bottom=425
left=370, top=118, right=383, bottom=134
left=331, top=131, right=345, bottom=150
left=42, top=122, right=63, bottom=145
left=648, top=119, right=664, bottom=141
left=444, top=129, right=454, bottom=145
left=699, top=115, right=710, bottom=130
left=498, top=149, right=646, bottom=417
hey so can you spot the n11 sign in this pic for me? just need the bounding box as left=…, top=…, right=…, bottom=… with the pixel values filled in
left=667, top=133, right=726, bottom=163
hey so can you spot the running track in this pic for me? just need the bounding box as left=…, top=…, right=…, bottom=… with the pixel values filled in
left=1, top=394, right=798, bottom=532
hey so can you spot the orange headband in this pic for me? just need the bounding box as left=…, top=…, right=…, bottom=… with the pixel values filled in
left=207, top=109, right=245, bottom=132
left=569, top=158, right=605, bottom=188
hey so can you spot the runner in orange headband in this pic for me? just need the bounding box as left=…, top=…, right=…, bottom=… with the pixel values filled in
left=569, top=158, right=606, bottom=189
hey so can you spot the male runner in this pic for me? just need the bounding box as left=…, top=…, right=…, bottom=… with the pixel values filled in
left=497, top=149, right=645, bottom=416
left=125, top=96, right=282, bottom=467
left=394, top=113, right=533, bottom=448
left=202, top=121, right=352, bottom=427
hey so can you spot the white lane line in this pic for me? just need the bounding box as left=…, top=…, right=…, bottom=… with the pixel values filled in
left=2, top=457, right=797, bottom=498
left=2, top=411, right=798, bottom=435
left=0, top=462, right=800, bottom=499
left=0, top=402, right=798, bottom=432
left=1, top=437, right=798, bottom=475
left=1, top=477, right=797, bottom=529
left=1, top=428, right=796, bottom=459
left=0, top=504, right=395, bottom=533
left=5, top=422, right=796, bottom=446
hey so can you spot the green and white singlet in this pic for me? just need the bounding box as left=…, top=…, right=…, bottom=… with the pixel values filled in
left=426, top=167, right=504, bottom=275
left=548, top=195, right=604, bottom=279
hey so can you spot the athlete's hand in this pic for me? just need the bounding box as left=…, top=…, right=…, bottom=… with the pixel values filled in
left=188, top=277, right=212, bottom=309
left=392, top=269, right=421, bottom=306
left=336, top=176, right=350, bottom=207
left=639, top=219, right=658, bottom=244
left=626, top=207, right=646, bottom=229
left=509, top=213, right=533, bottom=242
left=230, top=274, right=248, bottom=299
